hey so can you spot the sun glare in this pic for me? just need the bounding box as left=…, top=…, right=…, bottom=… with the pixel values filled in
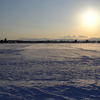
left=84, top=12, right=97, bottom=24
left=81, top=10, right=98, bottom=27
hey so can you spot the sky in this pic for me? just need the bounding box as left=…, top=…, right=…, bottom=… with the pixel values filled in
left=0, top=0, right=100, bottom=40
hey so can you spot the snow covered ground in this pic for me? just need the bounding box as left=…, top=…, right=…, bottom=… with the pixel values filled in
left=0, top=43, right=100, bottom=100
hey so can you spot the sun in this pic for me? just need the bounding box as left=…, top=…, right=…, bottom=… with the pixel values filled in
left=84, top=12, right=97, bottom=25
left=81, top=10, right=98, bottom=27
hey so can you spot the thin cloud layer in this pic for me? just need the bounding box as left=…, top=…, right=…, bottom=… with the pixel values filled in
left=61, top=35, right=89, bottom=39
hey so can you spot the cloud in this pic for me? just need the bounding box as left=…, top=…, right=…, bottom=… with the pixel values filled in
left=61, top=35, right=77, bottom=39
left=78, top=35, right=88, bottom=38
left=61, top=35, right=89, bottom=39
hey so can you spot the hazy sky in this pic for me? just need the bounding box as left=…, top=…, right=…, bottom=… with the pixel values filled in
left=0, top=0, right=100, bottom=40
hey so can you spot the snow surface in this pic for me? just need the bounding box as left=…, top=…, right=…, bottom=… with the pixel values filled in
left=0, top=43, right=100, bottom=100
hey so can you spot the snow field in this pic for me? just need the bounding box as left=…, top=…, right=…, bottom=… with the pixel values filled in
left=0, top=43, right=100, bottom=100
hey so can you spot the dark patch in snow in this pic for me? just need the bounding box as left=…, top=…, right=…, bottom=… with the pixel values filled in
left=0, top=85, right=100, bottom=100
left=0, top=49, right=23, bottom=55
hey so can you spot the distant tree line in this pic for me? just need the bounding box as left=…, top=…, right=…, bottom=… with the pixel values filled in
left=0, top=38, right=8, bottom=43
left=0, top=38, right=100, bottom=43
